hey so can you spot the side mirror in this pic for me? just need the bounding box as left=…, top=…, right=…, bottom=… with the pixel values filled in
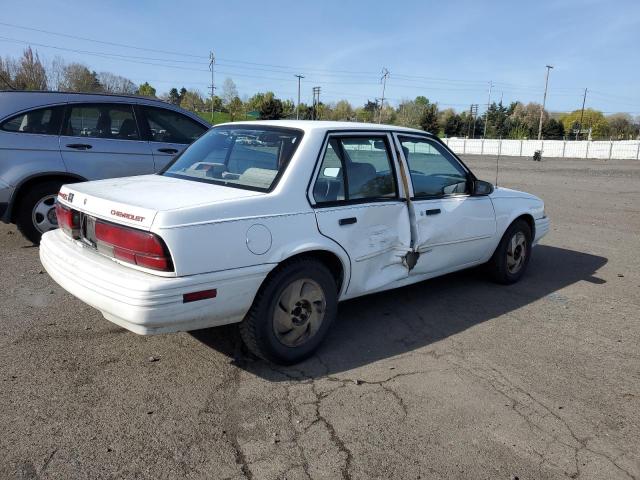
left=473, top=180, right=494, bottom=195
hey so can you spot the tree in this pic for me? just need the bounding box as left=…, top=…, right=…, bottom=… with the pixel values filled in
left=221, top=78, right=239, bottom=107
left=59, top=63, right=102, bottom=92
left=179, top=89, right=205, bottom=111
left=331, top=100, right=354, bottom=121
left=228, top=96, right=245, bottom=121
left=485, top=102, right=509, bottom=138
left=13, top=47, right=47, bottom=90
left=168, top=88, right=181, bottom=105
left=259, top=96, right=284, bottom=120
left=137, top=82, right=156, bottom=97
left=607, top=113, right=634, bottom=139
left=542, top=118, right=565, bottom=139
left=281, top=99, right=295, bottom=119
left=559, top=108, right=606, bottom=139
left=440, top=109, right=464, bottom=137
left=98, top=72, right=137, bottom=94
left=419, top=102, right=439, bottom=134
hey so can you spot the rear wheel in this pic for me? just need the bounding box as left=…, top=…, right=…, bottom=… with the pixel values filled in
left=488, top=219, right=532, bottom=284
left=240, top=258, right=338, bottom=364
left=16, top=180, right=65, bottom=244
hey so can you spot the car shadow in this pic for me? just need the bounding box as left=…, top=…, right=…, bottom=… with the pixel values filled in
left=191, top=245, right=607, bottom=380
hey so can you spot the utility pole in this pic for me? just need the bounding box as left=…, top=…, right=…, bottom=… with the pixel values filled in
left=294, top=74, right=304, bottom=120
left=312, top=86, right=321, bottom=120
left=209, top=51, right=216, bottom=124
left=379, top=67, right=390, bottom=124
left=537, top=65, right=553, bottom=140
left=576, top=88, right=587, bottom=140
left=483, top=80, right=493, bottom=138
left=467, top=104, right=478, bottom=138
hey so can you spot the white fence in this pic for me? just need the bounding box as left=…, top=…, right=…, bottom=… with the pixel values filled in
left=441, top=138, right=640, bottom=160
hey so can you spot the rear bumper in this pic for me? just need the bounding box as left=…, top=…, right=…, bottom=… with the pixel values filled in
left=40, top=229, right=271, bottom=334
left=533, top=216, right=550, bottom=245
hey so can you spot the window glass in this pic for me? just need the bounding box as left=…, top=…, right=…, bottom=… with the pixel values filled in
left=64, top=104, right=139, bottom=140
left=399, top=137, right=469, bottom=197
left=313, top=136, right=396, bottom=204
left=163, top=126, right=301, bottom=191
left=1, top=106, right=63, bottom=135
left=142, top=107, right=206, bottom=144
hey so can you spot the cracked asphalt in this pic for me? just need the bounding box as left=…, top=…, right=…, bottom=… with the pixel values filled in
left=1, top=155, right=639, bottom=479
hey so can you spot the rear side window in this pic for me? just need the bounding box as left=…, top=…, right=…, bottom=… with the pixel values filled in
left=313, top=136, right=397, bottom=204
left=142, top=107, right=207, bottom=144
left=63, top=104, right=140, bottom=140
left=1, top=106, right=64, bottom=135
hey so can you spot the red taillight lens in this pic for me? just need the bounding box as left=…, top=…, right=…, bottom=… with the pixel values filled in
left=95, top=221, right=173, bottom=272
left=55, top=202, right=80, bottom=238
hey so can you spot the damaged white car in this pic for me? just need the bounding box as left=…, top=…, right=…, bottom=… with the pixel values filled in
left=40, top=121, right=549, bottom=364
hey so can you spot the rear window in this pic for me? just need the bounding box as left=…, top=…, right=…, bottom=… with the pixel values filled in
left=162, top=126, right=303, bottom=192
left=1, top=106, right=64, bottom=135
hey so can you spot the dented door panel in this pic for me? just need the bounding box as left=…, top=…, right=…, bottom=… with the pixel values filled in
left=315, top=202, right=411, bottom=297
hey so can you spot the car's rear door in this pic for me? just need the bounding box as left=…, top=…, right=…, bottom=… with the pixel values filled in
left=137, top=106, right=208, bottom=172
left=394, top=133, right=496, bottom=275
left=310, top=131, right=411, bottom=298
left=59, top=102, right=155, bottom=180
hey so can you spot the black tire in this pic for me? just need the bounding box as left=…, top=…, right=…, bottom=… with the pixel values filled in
left=15, top=180, right=65, bottom=244
left=487, top=219, right=532, bottom=285
left=240, top=258, right=338, bottom=364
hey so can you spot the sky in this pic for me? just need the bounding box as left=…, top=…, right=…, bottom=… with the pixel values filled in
left=1, top=0, right=639, bottom=115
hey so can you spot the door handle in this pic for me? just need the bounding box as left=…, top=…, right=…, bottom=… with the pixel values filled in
left=65, top=143, right=92, bottom=150
left=339, top=217, right=357, bottom=226
left=425, top=208, right=441, bottom=216
left=157, top=148, right=179, bottom=154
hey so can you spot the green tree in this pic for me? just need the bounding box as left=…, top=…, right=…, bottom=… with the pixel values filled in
left=168, top=88, right=181, bottom=105
left=542, top=118, right=565, bottom=139
left=559, top=109, right=606, bottom=139
left=259, top=96, right=283, bottom=120
left=419, top=102, right=439, bottom=134
left=331, top=100, right=354, bottom=121
left=227, top=96, right=245, bottom=121
left=137, top=82, right=156, bottom=97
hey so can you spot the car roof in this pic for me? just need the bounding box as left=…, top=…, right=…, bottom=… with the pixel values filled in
left=214, top=119, right=431, bottom=136
left=0, top=90, right=210, bottom=126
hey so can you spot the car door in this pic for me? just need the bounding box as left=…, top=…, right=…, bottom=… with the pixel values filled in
left=138, top=106, right=208, bottom=172
left=59, top=103, right=155, bottom=180
left=394, top=133, right=496, bottom=275
left=310, top=132, right=411, bottom=298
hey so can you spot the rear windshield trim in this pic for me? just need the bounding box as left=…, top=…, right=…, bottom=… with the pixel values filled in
left=160, top=124, right=304, bottom=193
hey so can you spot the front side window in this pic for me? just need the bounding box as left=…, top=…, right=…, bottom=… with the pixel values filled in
left=398, top=136, right=469, bottom=197
left=1, top=106, right=64, bottom=135
left=142, top=107, right=206, bottom=144
left=63, top=104, right=139, bottom=140
left=313, top=136, right=397, bottom=204
left=162, top=126, right=302, bottom=191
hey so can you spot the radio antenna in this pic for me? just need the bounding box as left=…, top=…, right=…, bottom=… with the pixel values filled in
left=495, top=137, right=502, bottom=187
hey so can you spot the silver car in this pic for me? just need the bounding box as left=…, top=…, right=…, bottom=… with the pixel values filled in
left=0, top=91, right=210, bottom=243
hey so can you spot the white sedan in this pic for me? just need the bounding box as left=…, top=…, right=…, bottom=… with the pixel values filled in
left=40, top=121, right=549, bottom=364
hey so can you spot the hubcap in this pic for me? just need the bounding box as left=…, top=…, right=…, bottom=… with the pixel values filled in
left=32, top=195, right=58, bottom=234
left=273, top=278, right=326, bottom=347
left=506, top=231, right=527, bottom=274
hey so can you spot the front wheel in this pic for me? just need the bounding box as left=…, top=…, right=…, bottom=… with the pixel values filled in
left=240, top=258, right=338, bottom=364
left=16, top=180, right=65, bottom=244
left=487, top=219, right=532, bottom=284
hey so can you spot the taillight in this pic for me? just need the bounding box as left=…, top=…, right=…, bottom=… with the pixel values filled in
left=95, top=221, right=173, bottom=272
left=55, top=202, right=80, bottom=238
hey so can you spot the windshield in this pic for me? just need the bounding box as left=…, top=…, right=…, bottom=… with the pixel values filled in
left=162, top=126, right=303, bottom=191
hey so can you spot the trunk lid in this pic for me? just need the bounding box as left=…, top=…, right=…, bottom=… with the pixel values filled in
left=58, top=174, right=264, bottom=230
